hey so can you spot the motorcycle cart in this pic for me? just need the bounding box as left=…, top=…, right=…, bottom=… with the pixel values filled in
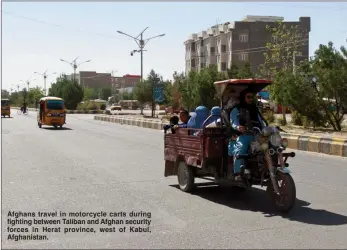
left=37, top=97, right=66, bottom=129
left=164, top=79, right=297, bottom=213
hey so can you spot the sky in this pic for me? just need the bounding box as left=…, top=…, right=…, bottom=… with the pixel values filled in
left=2, top=2, right=347, bottom=92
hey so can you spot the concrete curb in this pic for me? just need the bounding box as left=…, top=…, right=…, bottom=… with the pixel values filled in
left=94, top=115, right=347, bottom=157
left=13, top=107, right=104, bottom=114
left=94, top=115, right=163, bottom=130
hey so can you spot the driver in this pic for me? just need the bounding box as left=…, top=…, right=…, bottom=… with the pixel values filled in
left=22, top=101, right=27, bottom=113
left=229, top=90, right=265, bottom=180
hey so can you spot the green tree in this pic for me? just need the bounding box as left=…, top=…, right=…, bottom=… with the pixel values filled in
left=49, top=75, right=84, bottom=110
left=163, top=80, right=173, bottom=106
left=261, top=21, right=305, bottom=125
left=121, top=91, right=134, bottom=100
left=133, top=80, right=152, bottom=114
left=178, top=70, right=199, bottom=111
left=146, top=69, right=164, bottom=117
left=310, top=42, right=347, bottom=131
left=83, top=87, right=98, bottom=101
left=227, top=64, right=240, bottom=79
left=238, top=62, right=254, bottom=78
left=28, top=87, right=44, bottom=107
left=98, top=87, right=112, bottom=100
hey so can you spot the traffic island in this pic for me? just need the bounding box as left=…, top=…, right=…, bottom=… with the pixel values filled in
left=94, top=114, right=347, bottom=157
left=94, top=115, right=163, bottom=130
left=13, top=107, right=104, bottom=114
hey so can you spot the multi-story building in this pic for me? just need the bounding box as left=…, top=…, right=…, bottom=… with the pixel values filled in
left=111, top=74, right=141, bottom=94
left=184, top=15, right=311, bottom=75
left=78, top=71, right=112, bottom=89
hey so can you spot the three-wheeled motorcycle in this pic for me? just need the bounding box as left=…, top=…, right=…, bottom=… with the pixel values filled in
left=1, top=99, right=11, bottom=117
left=37, top=97, right=66, bottom=129
left=164, top=79, right=297, bottom=213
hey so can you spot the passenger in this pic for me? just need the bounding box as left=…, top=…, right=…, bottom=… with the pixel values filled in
left=163, top=115, right=179, bottom=133
left=176, top=109, right=191, bottom=128
left=228, top=90, right=265, bottom=180
left=205, top=106, right=221, bottom=127
left=187, top=106, right=209, bottom=135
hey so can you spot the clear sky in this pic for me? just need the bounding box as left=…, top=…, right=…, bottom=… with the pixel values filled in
left=2, top=2, right=347, bottom=92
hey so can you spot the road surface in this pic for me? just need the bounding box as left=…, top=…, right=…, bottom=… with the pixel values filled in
left=2, top=110, right=347, bottom=249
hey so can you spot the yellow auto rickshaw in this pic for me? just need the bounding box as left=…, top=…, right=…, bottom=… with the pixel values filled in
left=37, top=97, right=66, bottom=129
left=1, top=99, right=11, bottom=118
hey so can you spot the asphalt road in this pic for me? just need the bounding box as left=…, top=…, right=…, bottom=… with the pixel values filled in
left=2, top=110, right=347, bottom=249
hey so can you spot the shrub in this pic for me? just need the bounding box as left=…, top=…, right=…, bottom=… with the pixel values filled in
left=100, top=104, right=106, bottom=110
left=263, top=109, right=275, bottom=124
left=291, top=111, right=303, bottom=126
left=277, top=117, right=287, bottom=126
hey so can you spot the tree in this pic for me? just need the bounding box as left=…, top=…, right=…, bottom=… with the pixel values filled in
left=83, top=87, right=98, bottom=101
left=28, top=87, right=44, bottom=107
left=163, top=80, right=173, bottom=106
left=121, top=91, right=134, bottom=100
left=178, top=70, right=199, bottom=111
left=261, top=21, right=306, bottom=125
left=133, top=80, right=152, bottom=115
left=147, top=69, right=164, bottom=117
left=310, top=42, right=347, bottom=131
left=49, top=75, right=84, bottom=110
left=227, top=62, right=254, bottom=79
left=99, top=87, right=112, bottom=100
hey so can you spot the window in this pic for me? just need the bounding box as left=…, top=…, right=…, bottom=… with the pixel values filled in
left=191, top=59, right=196, bottom=68
left=200, top=40, right=204, bottom=46
left=239, top=34, right=248, bottom=42
left=296, top=51, right=303, bottom=56
left=221, top=45, right=227, bottom=53
left=200, top=51, right=204, bottom=57
left=238, top=53, right=248, bottom=61
left=221, top=62, right=227, bottom=71
left=200, top=63, right=205, bottom=69
left=210, top=47, right=216, bottom=54
left=271, top=36, right=278, bottom=43
left=191, top=43, right=196, bottom=52
left=47, top=100, right=64, bottom=110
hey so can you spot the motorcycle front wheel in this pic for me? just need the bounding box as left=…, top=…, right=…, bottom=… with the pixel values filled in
left=266, top=172, right=296, bottom=213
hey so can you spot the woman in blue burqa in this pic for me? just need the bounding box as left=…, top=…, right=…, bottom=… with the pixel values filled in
left=228, top=89, right=266, bottom=180
left=205, top=106, right=221, bottom=127
left=187, top=106, right=209, bottom=134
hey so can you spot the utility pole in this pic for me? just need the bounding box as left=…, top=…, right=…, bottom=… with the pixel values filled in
left=60, top=57, right=91, bottom=83
left=34, top=71, right=56, bottom=96
left=117, top=27, right=165, bottom=117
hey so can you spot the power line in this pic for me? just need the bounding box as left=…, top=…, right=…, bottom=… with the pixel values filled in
left=2, top=10, right=126, bottom=41
left=255, top=3, right=347, bottom=11
left=188, top=38, right=309, bottom=59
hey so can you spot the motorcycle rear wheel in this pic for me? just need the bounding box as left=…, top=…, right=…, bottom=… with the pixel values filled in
left=267, top=172, right=296, bottom=213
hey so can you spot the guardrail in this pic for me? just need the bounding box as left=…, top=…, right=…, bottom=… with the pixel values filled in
left=94, top=114, right=347, bottom=157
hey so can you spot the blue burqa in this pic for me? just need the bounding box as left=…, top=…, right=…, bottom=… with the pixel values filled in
left=187, top=106, right=209, bottom=129
left=205, top=106, right=221, bottom=126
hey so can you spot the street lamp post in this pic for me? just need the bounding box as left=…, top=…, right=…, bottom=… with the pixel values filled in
left=34, top=71, right=56, bottom=96
left=60, top=57, right=91, bottom=82
left=116, top=27, right=165, bottom=117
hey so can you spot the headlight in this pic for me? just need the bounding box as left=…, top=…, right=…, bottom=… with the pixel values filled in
left=270, top=134, right=282, bottom=147
left=281, top=138, right=288, bottom=148
left=261, top=142, right=269, bottom=151
left=47, top=113, right=52, bottom=117
left=262, top=126, right=273, bottom=137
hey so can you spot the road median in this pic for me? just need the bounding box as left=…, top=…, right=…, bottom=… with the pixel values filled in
left=94, top=114, right=347, bottom=157
left=13, top=107, right=104, bottom=114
